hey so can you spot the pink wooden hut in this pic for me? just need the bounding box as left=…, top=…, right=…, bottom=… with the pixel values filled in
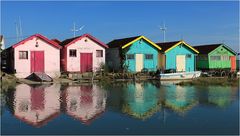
left=4, top=34, right=62, bottom=78
left=60, top=34, right=108, bottom=73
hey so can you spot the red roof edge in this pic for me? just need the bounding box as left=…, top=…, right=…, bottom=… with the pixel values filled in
left=12, top=34, right=62, bottom=49
left=51, top=38, right=61, bottom=44
left=65, top=33, right=108, bottom=48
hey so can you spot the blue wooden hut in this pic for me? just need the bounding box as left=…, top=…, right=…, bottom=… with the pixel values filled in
left=106, top=36, right=161, bottom=72
left=156, top=40, right=199, bottom=72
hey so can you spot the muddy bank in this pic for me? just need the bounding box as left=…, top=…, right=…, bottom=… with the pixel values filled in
left=1, top=72, right=239, bottom=93
left=176, top=77, right=239, bottom=86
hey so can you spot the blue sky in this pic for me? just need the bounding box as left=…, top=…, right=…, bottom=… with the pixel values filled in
left=1, top=1, right=239, bottom=51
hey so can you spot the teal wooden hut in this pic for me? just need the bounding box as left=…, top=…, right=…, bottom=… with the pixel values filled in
left=194, top=43, right=237, bottom=71
left=156, top=40, right=199, bottom=72
left=106, top=36, right=161, bottom=72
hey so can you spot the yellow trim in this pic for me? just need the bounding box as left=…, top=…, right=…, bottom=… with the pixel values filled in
left=164, top=40, right=199, bottom=54
left=121, top=36, right=162, bottom=50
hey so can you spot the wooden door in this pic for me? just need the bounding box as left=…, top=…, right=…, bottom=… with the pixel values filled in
left=31, top=51, right=44, bottom=73
left=135, top=54, right=143, bottom=72
left=176, top=55, right=186, bottom=72
left=80, top=53, right=93, bottom=73
left=230, top=56, right=236, bottom=71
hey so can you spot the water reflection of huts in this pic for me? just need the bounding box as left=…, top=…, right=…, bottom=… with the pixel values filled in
left=122, top=82, right=162, bottom=120
left=107, top=82, right=162, bottom=120
left=62, top=84, right=107, bottom=125
left=6, top=84, right=61, bottom=127
left=197, top=86, right=238, bottom=108
left=5, top=83, right=107, bottom=127
left=162, top=85, right=198, bottom=115
left=5, top=82, right=238, bottom=126
left=107, top=82, right=201, bottom=119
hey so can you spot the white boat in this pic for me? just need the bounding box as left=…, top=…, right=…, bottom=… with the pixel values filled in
left=159, top=71, right=201, bottom=80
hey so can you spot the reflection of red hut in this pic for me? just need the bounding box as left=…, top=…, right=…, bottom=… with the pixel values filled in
left=13, top=84, right=61, bottom=127
left=63, top=84, right=106, bottom=124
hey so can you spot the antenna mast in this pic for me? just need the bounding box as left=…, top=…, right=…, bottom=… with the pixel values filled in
left=71, top=22, right=77, bottom=37
left=15, top=22, right=19, bottom=42
left=19, top=16, right=23, bottom=40
left=71, top=22, right=85, bottom=37
left=160, top=23, right=167, bottom=42
left=15, top=17, right=23, bottom=42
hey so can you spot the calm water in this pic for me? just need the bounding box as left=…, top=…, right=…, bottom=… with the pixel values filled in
left=1, top=81, right=239, bottom=135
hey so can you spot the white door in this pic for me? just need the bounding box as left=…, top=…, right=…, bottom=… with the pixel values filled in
left=176, top=55, right=186, bottom=72
left=135, top=54, right=143, bottom=72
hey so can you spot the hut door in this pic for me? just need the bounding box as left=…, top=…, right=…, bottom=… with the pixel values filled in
left=31, top=51, right=44, bottom=73
left=176, top=55, right=186, bottom=72
left=230, top=56, right=236, bottom=71
left=80, top=53, right=93, bottom=73
left=136, top=54, right=143, bottom=72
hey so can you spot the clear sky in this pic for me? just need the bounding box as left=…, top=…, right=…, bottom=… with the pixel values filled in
left=1, top=1, right=239, bottom=51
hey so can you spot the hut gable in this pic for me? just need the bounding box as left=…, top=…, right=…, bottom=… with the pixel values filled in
left=107, top=36, right=161, bottom=50
left=12, top=34, right=62, bottom=49
left=107, top=36, right=140, bottom=48
left=156, top=40, right=199, bottom=54
left=194, top=44, right=220, bottom=54
left=194, top=43, right=237, bottom=55
left=60, top=34, right=108, bottom=48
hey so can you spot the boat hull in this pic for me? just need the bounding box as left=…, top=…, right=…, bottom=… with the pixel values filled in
left=159, top=71, right=201, bottom=80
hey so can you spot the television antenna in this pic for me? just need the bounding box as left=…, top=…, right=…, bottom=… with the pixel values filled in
left=19, top=16, right=23, bottom=40
left=15, top=16, right=23, bottom=42
left=71, top=22, right=85, bottom=37
left=15, top=22, right=19, bottom=42
left=158, top=23, right=167, bottom=42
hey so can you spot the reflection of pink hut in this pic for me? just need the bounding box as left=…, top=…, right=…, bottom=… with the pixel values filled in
left=13, top=84, right=61, bottom=127
left=62, top=85, right=106, bottom=124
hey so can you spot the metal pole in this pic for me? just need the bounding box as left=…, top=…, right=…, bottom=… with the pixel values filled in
left=15, top=22, right=19, bottom=42
left=19, top=16, right=23, bottom=40
left=160, top=23, right=167, bottom=42
left=73, top=22, right=76, bottom=37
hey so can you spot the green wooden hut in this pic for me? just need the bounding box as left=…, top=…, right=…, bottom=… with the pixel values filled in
left=194, top=44, right=237, bottom=71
